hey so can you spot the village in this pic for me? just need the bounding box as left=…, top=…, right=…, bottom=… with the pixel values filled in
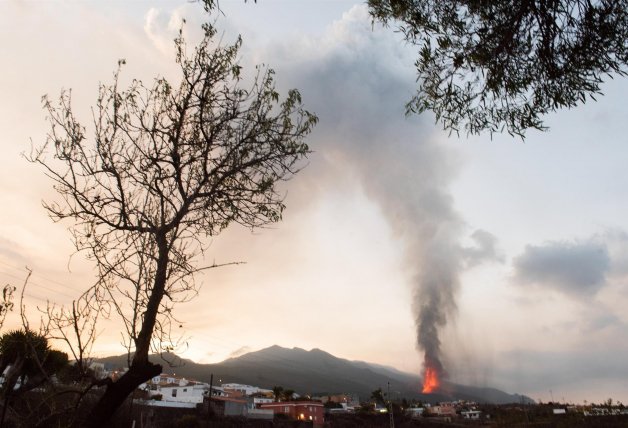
left=128, top=369, right=484, bottom=426
left=90, top=365, right=627, bottom=428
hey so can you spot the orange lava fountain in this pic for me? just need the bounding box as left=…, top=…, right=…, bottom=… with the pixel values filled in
left=422, top=366, right=440, bottom=393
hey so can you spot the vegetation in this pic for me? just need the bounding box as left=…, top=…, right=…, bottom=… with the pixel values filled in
left=370, top=387, right=386, bottom=405
left=0, top=329, right=70, bottom=427
left=29, top=18, right=316, bottom=427
left=368, top=0, right=628, bottom=137
left=4, top=0, right=626, bottom=425
left=271, top=386, right=283, bottom=402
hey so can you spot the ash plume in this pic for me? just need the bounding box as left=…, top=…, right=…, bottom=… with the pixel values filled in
left=267, top=6, right=488, bottom=382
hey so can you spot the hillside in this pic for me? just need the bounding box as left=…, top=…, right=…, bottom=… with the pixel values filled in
left=97, top=345, right=533, bottom=404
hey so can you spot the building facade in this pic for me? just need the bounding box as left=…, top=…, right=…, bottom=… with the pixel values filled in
left=259, top=401, right=324, bottom=427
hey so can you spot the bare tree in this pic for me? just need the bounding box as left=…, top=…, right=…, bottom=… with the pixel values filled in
left=0, top=284, right=15, bottom=331
left=43, top=291, right=102, bottom=380
left=29, top=23, right=317, bottom=426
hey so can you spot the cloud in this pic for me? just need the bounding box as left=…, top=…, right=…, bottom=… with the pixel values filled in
left=143, top=5, right=204, bottom=57
left=228, top=346, right=251, bottom=359
left=586, top=312, right=621, bottom=332
left=513, top=239, right=610, bottom=297
left=495, top=346, right=628, bottom=401
left=462, top=229, right=504, bottom=268
left=0, top=237, right=29, bottom=265
left=602, top=229, right=628, bottom=280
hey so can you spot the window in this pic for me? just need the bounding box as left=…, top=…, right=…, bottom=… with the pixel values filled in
left=183, top=388, right=187, bottom=392
left=172, top=389, right=177, bottom=397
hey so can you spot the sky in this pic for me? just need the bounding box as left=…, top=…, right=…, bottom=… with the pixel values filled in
left=1, top=0, right=628, bottom=404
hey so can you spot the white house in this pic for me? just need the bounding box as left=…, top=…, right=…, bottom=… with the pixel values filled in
left=158, top=384, right=209, bottom=404
left=150, top=374, right=189, bottom=386
left=461, top=410, right=482, bottom=419
left=221, top=383, right=272, bottom=396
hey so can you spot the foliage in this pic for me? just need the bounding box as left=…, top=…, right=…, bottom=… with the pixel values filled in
left=200, top=0, right=255, bottom=13
left=282, top=388, right=295, bottom=401
left=0, top=329, right=71, bottom=427
left=0, top=329, right=69, bottom=391
left=272, top=385, right=284, bottom=402
left=0, top=329, right=50, bottom=391
left=370, top=387, right=386, bottom=405
left=368, top=0, right=628, bottom=137
left=31, top=19, right=316, bottom=427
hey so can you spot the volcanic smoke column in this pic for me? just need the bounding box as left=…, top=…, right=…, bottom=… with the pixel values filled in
left=332, top=132, right=464, bottom=394
left=282, top=7, right=467, bottom=396
left=416, top=254, right=460, bottom=393
left=411, top=207, right=462, bottom=394
left=352, top=137, right=463, bottom=395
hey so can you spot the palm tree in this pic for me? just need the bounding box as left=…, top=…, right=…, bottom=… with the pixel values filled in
left=0, top=329, right=49, bottom=393
left=1, top=333, right=69, bottom=396
left=0, top=329, right=69, bottom=426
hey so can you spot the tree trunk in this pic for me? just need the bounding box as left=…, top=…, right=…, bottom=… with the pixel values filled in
left=85, top=233, right=170, bottom=427
left=84, top=361, right=162, bottom=428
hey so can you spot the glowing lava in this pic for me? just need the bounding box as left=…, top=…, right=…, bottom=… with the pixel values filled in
left=422, top=366, right=440, bottom=393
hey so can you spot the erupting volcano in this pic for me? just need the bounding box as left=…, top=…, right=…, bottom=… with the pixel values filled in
left=422, top=365, right=440, bottom=393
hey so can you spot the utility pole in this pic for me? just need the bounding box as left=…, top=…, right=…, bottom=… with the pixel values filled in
left=209, top=373, right=214, bottom=399
left=207, top=373, right=214, bottom=421
left=388, top=381, right=395, bottom=428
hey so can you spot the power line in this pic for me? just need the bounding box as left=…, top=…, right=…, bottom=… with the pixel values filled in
left=0, top=269, right=78, bottom=301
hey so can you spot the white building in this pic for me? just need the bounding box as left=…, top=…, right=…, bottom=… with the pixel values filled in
left=461, top=410, right=482, bottom=419
left=157, top=384, right=209, bottom=404
left=150, top=374, right=189, bottom=386
left=220, top=383, right=272, bottom=396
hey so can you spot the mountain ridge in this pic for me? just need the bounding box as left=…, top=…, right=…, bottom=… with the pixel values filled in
left=96, top=345, right=533, bottom=404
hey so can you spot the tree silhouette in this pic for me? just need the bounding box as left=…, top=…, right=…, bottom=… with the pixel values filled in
left=369, top=0, right=628, bottom=137
left=370, top=387, right=386, bottom=405
left=31, top=22, right=316, bottom=427
left=0, top=329, right=69, bottom=427
left=272, top=386, right=284, bottom=402
left=282, top=388, right=295, bottom=401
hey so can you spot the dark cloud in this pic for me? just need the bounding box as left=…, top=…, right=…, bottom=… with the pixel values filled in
left=513, top=240, right=610, bottom=297
left=494, top=346, right=628, bottom=399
